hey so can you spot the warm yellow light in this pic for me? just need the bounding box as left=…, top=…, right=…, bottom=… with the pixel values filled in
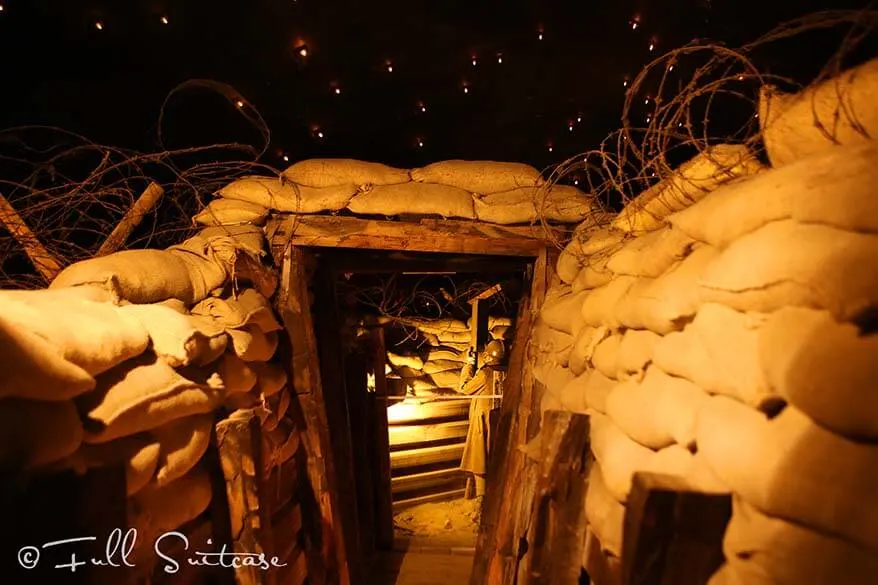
left=160, top=16, right=169, bottom=24
left=632, top=22, right=638, bottom=30
left=669, top=65, right=674, bottom=71
left=623, top=80, right=628, bottom=87
left=0, top=5, right=5, bottom=11
left=299, top=47, right=308, bottom=57
left=95, top=21, right=104, bottom=30
left=417, top=139, right=424, bottom=147
left=548, top=144, right=554, bottom=152
left=648, top=42, right=655, bottom=51
left=387, top=399, right=424, bottom=424
left=472, top=57, right=477, bottom=66
left=334, top=87, right=341, bottom=94
left=538, top=31, right=543, bottom=40
left=367, top=372, right=376, bottom=393
left=644, top=98, right=649, bottom=105
left=236, top=100, right=244, bottom=108
left=283, top=155, right=289, bottom=162
left=317, top=131, right=324, bottom=138
left=577, top=116, right=582, bottom=122
left=464, top=86, right=469, bottom=94
left=497, top=54, right=503, bottom=64
left=573, top=179, right=579, bottom=185
left=737, top=75, right=744, bottom=80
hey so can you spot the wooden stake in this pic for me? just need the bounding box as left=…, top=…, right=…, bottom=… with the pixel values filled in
left=96, top=182, right=165, bottom=257
left=0, top=191, right=62, bottom=282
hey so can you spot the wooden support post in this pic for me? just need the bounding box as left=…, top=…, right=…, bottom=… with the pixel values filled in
left=346, top=345, right=377, bottom=561
left=0, top=191, right=62, bottom=282
left=370, top=326, right=395, bottom=550
left=215, top=410, right=274, bottom=585
left=522, top=411, right=591, bottom=585
left=621, top=473, right=731, bottom=585
left=96, top=182, right=165, bottom=256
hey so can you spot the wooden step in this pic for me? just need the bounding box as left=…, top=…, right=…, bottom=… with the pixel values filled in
left=387, top=399, right=470, bottom=424
left=392, top=487, right=468, bottom=512
left=389, top=420, right=470, bottom=448
left=391, top=442, right=465, bottom=471
left=392, top=468, right=466, bottom=495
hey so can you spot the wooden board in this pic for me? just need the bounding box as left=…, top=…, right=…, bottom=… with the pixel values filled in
left=277, top=546, right=309, bottom=585
left=621, top=473, right=731, bottom=585
left=264, top=450, right=302, bottom=515
left=387, top=399, right=470, bottom=425
left=391, top=442, right=465, bottom=470
left=392, top=488, right=469, bottom=513
left=371, top=327, right=395, bottom=550
left=391, top=468, right=467, bottom=495
left=268, top=215, right=555, bottom=260
left=389, top=420, right=470, bottom=448
left=272, top=501, right=305, bottom=562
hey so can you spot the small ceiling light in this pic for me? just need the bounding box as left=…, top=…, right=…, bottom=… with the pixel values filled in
left=573, top=179, right=579, bottom=185
left=418, top=101, right=426, bottom=112
left=538, top=32, right=544, bottom=40
left=386, top=60, right=394, bottom=72
left=497, top=54, right=503, bottom=64
left=0, top=5, right=5, bottom=11
left=317, top=131, right=324, bottom=138
left=623, top=79, right=628, bottom=87
left=236, top=100, right=244, bottom=108
left=738, top=75, right=744, bottom=81
left=669, top=65, right=675, bottom=72
left=95, top=21, right=104, bottom=30
left=472, top=56, right=477, bottom=66
left=160, top=16, right=169, bottom=24
left=334, top=87, right=341, bottom=95
left=296, top=44, right=309, bottom=57
left=283, top=155, right=290, bottom=162
left=632, top=22, right=638, bottom=30
left=648, top=42, right=655, bottom=51
left=577, top=116, right=582, bottom=123
left=417, top=138, right=424, bottom=148
left=644, top=97, right=650, bottom=105
left=568, top=123, right=574, bottom=132
left=548, top=145, right=554, bottom=152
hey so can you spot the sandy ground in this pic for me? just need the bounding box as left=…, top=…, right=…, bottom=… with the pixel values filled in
left=393, top=498, right=481, bottom=541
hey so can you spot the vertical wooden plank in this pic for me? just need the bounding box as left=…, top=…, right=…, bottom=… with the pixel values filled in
left=621, top=473, right=731, bottom=585
left=278, top=244, right=350, bottom=585
left=371, top=326, right=395, bottom=550
left=345, top=345, right=377, bottom=561
left=522, top=411, right=591, bottom=585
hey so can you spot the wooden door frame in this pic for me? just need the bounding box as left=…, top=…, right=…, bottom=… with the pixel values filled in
left=273, top=215, right=558, bottom=585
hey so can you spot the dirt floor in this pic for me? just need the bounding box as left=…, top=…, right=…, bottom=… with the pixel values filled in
left=393, top=497, right=481, bottom=545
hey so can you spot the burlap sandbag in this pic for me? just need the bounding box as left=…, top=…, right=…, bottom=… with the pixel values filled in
left=194, top=197, right=269, bottom=227
left=569, top=325, right=610, bottom=376
left=388, top=353, right=424, bottom=370
left=556, top=371, right=590, bottom=413
left=591, top=333, right=623, bottom=380
left=572, top=258, right=615, bottom=292
left=179, top=225, right=266, bottom=261
left=391, top=365, right=422, bottom=379
left=191, top=288, right=281, bottom=333
left=605, top=366, right=709, bottom=450
left=424, top=348, right=465, bottom=363
left=224, top=391, right=261, bottom=412
left=398, top=317, right=468, bottom=335
left=723, top=496, right=878, bottom=585
left=347, top=182, right=475, bottom=219
left=473, top=184, right=595, bottom=224
left=606, top=225, right=696, bottom=278
left=612, top=145, right=764, bottom=234
left=581, top=276, right=638, bottom=329
left=532, top=321, right=574, bottom=369
left=422, top=359, right=462, bottom=375
left=218, top=175, right=357, bottom=212
left=283, top=158, right=410, bottom=188
left=582, top=370, right=617, bottom=414
left=410, top=160, right=542, bottom=193
left=263, top=417, right=300, bottom=469
left=429, top=370, right=461, bottom=389
left=77, top=352, right=227, bottom=444
left=0, top=398, right=83, bottom=469
left=589, top=412, right=656, bottom=503
left=653, top=303, right=777, bottom=410
left=50, top=250, right=200, bottom=305
left=216, top=352, right=258, bottom=395
left=227, top=326, right=279, bottom=362
left=696, top=397, right=878, bottom=551
left=557, top=228, right=627, bottom=284
left=760, top=307, right=878, bottom=439
left=152, top=414, right=213, bottom=487
left=669, top=142, right=878, bottom=249
left=435, top=329, right=472, bottom=345
left=616, top=329, right=662, bottom=382
left=491, top=325, right=512, bottom=341
left=759, top=58, right=878, bottom=168
left=0, top=294, right=148, bottom=377
left=615, top=244, right=719, bottom=335
left=585, top=463, right=626, bottom=557
left=0, top=284, right=114, bottom=304
left=128, top=467, right=212, bottom=565
left=263, top=389, right=291, bottom=432
left=61, top=433, right=160, bottom=496
left=119, top=303, right=228, bottom=368
left=541, top=289, right=588, bottom=335
left=706, top=564, right=754, bottom=585
left=249, top=362, right=287, bottom=398
left=698, top=220, right=878, bottom=322
left=0, top=314, right=96, bottom=401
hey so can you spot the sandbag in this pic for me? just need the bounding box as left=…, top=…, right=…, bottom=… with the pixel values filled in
left=218, top=175, right=357, bottom=212
left=191, top=288, right=282, bottom=333
left=251, top=362, right=288, bottom=398
left=491, top=325, right=512, bottom=341
left=615, top=244, right=719, bottom=335
left=568, top=325, right=610, bottom=376
left=194, top=197, right=269, bottom=226
left=424, top=348, right=465, bottom=363
left=589, top=412, right=656, bottom=503
left=556, top=372, right=590, bottom=413
left=696, top=397, right=878, bottom=551
left=572, top=258, right=615, bottom=292
left=388, top=353, right=424, bottom=370
left=152, top=414, right=213, bottom=487
left=50, top=250, right=199, bottom=305
left=606, top=225, right=696, bottom=278
left=398, top=317, right=469, bottom=335
left=0, top=284, right=114, bottom=304
left=612, top=145, right=764, bottom=234
left=429, top=370, right=461, bottom=389
left=410, top=160, right=542, bottom=193
left=473, top=184, right=595, bottom=224
left=128, top=468, right=212, bottom=564
left=541, top=289, right=588, bottom=335
left=216, top=353, right=258, bottom=395
left=0, top=398, right=83, bottom=470
left=759, top=58, right=878, bottom=168
left=283, top=158, right=410, bottom=188
left=592, top=333, right=623, bottom=380
left=616, top=329, right=662, bottom=382
left=582, top=370, right=617, bottom=414
left=422, top=359, right=462, bottom=375
left=61, top=433, right=160, bottom=496
left=653, top=303, right=777, bottom=411
left=585, top=463, right=626, bottom=557
left=557, top=228, right=627, bottom=284
left=391, top=365, right=422, bottom=379
left=263, top=418, right=300, bottom=468
left=0, top=314, right=96, bottom=401
left=669, top=142, right=878, bottom=248
left=77, top=352, right=227, bottom=443
left=532, top=321, right=574, bottom=369
left=724, top=496, right=878, bottom=585
left=263, top=389, right=291, bottom=432
left=119, top=304, right=228, bottom=368
left=0, top=293, right=149, bottom=377
left=227, top=326, right=279, bottom=362
left=760, top=307, right=878, bottom=439
left=347, top=182, right=475, bottom=219
left=435, top=329, right=472, bottom=345
left=581, top=276, right=638, bottom=329
left=698, top=220, right=878, bottom=322
left=183, top=225, right=266, bottom=261
left=605, top=366, right=709, bottom=450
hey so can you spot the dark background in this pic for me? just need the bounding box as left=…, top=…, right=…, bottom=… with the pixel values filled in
left=0, top=0, right=873, bottom=170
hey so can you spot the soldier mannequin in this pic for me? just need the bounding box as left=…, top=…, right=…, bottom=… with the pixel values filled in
left=458, top=339, right=506, bottom=499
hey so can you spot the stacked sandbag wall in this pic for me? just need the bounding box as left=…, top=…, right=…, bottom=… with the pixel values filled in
left=198, top=159, right=600, bottom=226
left=531, top=65, right=878, bottom=585
left=0, top=224, right=303, bottom=582
left=383, top=316, right=513, bottom=507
